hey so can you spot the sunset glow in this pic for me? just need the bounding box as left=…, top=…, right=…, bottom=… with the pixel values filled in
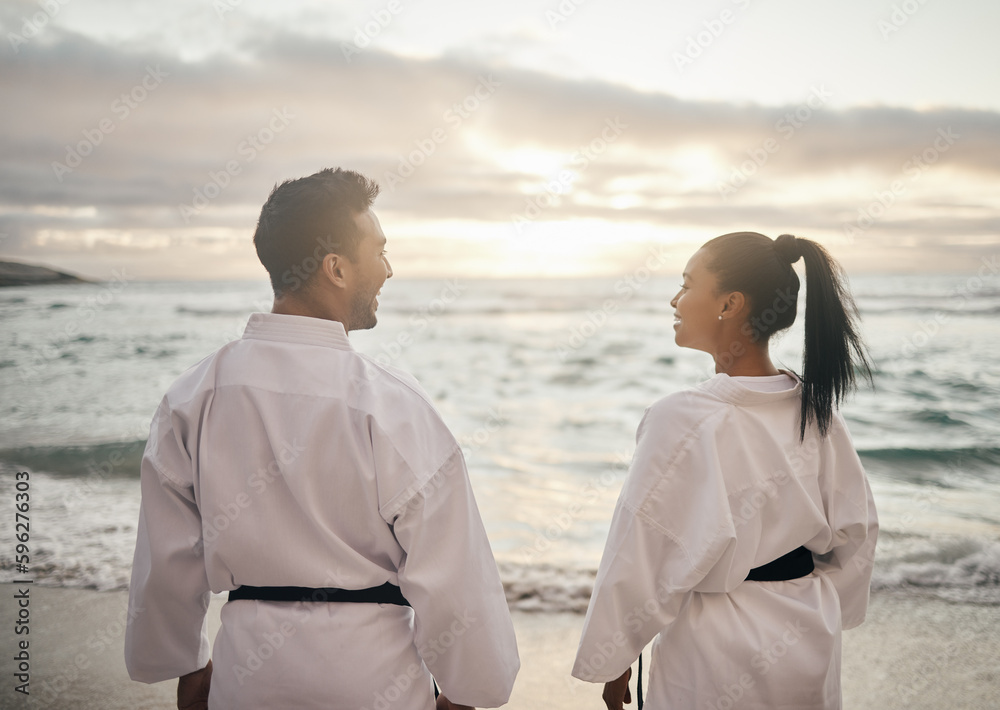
left=1, top=0, right=998, bottom=279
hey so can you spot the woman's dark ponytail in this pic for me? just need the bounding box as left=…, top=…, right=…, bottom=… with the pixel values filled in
left=786, top=235, right=873, bottom=439
left=702, top=232, right=873, bottom=440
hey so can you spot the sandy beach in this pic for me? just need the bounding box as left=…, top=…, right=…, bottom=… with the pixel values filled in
left=0, top=585, right=996, bottom=709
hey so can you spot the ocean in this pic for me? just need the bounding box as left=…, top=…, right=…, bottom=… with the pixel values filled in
left=1, top=273, right=999, bottom=609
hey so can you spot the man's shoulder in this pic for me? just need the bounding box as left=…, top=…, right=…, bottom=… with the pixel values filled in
left=354, top=354, right=439, bottom=413
left=160, top=345, right=233, bottom=408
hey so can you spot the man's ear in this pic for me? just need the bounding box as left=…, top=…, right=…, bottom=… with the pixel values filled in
left=320, top=252, right=349, bottom=288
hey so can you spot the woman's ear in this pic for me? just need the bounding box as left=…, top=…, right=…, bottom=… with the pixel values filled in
left=721, top=290, right=747, bottom=318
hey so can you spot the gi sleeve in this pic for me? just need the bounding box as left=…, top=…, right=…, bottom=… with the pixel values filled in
left=573, top=403, right=737, bottom=683
left=124, top=402, right=212, bottom=683
left=386, top=447, right=520, bottom=708
left=812, top=414, right=879, bottom=629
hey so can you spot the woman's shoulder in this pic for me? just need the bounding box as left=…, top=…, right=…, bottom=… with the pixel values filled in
left=645, top=377, right=729, bottom=418
left=639, top=380, right=732, bottom=443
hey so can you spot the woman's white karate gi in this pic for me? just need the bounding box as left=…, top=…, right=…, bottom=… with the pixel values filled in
left=574, top=232, right=878, bottom=709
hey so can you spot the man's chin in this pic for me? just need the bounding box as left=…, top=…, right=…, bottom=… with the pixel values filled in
left=349, top=311, right=378, bottom=332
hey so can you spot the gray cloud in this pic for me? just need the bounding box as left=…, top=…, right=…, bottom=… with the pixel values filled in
left=1, top=27, right=998, bottom=270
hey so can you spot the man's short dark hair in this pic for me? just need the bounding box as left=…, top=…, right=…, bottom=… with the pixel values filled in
left=253, top=168, right=380, bottom=296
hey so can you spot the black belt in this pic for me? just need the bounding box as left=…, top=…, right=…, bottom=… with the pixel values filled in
left=227, top=582, right=435, bottom=697
left=745, top=545, right=814, bottom=582
left=227, top=581, right=410, bottom=606
left=636, top=546, right=815, bottom=710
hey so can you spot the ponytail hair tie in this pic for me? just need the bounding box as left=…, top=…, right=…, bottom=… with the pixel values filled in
left=773, top=234, right=801, bottom=265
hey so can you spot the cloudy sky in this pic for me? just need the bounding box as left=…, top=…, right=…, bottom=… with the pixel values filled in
left=2, top=0, right=998, bottom=279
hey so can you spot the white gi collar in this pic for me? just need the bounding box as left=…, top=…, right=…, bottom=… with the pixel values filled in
left=698, top=369, right=802, bottom=406
left=242, top=312, right=354, bottom=351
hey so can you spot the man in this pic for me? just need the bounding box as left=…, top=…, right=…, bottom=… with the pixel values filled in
left=125, top=168, right=519, bottom=709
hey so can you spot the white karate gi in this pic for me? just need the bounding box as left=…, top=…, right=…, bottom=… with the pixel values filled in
left=573, top=373, right=877, bottom=710
left=125, top=313, right=519, bottom=709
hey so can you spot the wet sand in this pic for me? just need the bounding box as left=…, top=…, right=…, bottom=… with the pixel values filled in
left=0, top=586, right=996, bottom=709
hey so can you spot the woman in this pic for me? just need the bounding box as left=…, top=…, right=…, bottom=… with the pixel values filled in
left=573, top=233, right=878, bottom=709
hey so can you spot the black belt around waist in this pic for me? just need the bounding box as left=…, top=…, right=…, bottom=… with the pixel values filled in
left=636, top=546, right=816, bottom=710
left=229, top=582, right=437, bottom=698
left=745, top=545, right=814, bottom=582
left=227, top=581, right=410, bottom=606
